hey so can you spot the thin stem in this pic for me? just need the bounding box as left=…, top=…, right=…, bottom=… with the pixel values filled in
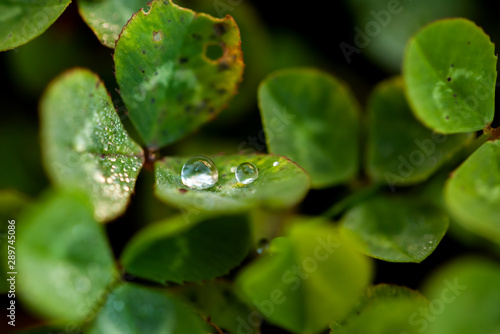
left=468, top=131, right=490, bottom=153
left=323, top=183, right=382, bottom=219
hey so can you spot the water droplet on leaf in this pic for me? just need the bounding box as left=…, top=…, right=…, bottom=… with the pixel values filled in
left=236, top=162, right=258, bottom=184
left=256, top=238, right=269, bottom=254
left=273, top=161, right=280, bottom=167
left=181, top=156, right=218, bottom=190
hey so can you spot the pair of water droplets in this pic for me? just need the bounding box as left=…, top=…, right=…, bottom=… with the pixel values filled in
left=181, top=156, right=259, bottom=190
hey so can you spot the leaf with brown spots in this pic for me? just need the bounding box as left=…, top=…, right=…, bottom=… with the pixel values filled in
left=114, top=0, right=244, bottom=148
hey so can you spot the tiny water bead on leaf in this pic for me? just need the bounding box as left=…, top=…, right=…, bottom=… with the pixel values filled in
left=256, top=238, right=269, bottom=254
left=235, top=162, right=258, bottom=184
left=40, top=68, right=144, bottom=222
left=340, top=195, right=448, bottom=263
left=236, top=217, right=373, bottom=333
left=181, top=156, right=218, bottom=190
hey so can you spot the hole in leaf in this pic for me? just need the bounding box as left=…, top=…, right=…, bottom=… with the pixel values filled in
left=205, top=43, right=223, bottom=61
left=153, top=31, right=164, bottom=42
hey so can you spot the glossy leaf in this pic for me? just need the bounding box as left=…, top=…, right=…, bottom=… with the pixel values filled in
left=0, top=0, right=71, bottom=51
left=17, top=190, right=117, bottom=322
left=114, top=0, right=244, bottom=148
left=367, top=77, right=473, bottom=187
left=176, top=0, right=272, bottom=123
left=340, top=195, right=448, bottom=262
left=40, top=68, right=144, bottom=222
left=236, top=217, right=373, bottom=334
left=78, top=0, right=149, bottom=48
left=175, top=281, right=261, bottom=334
left=404, top=18, right=497, bottom=133
left=445, top=140, right=500, bottom=243
left=344, top=0, right=475, bottom=71
left=331, top=285, right=428, bottom=334
left=258, top=68, right=360, bottom=188
left=121, top=214, right=251, bottom=284
left=87, top=283, right=208, bottom=334
left=422, top=257, right=500, bottom=334
left=154, top=154, right=310, bottom=213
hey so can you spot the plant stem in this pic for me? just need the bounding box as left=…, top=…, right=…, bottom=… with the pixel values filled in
left=323, top=183, right=382, bottom=219
left=468, top=132, right=489, bottom=153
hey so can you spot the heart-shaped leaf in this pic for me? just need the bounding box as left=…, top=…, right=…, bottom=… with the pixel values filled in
left=114, top=0, right=244, bottom=148
left=154, top=154, right=310, bottom=213
left=258, top=68, right=360, bottom=188
left=0, top=0, right=71, bottom=51
left=121, top=214, right=251, bottom=284
left=40, top=68, right=144, bottom=222
left=174, top=281, right=260, bottom=334
left=236, top=217, right=373, bottom=334
left=331, top=285, right=429, bottom=334
left=422, top=257, right=500, bottom=334
left=366, top=77, right=473, bottom=188
left=17, top=190, right=117, bottom=322
left=78, top=0, right=149, bottom=48
left=404, top=18, right=497, bottom=133
left=340, top=194, right=448, bottom=262
left=87, top=283, right=209, bottom=333
left=176, top=0, right=273, bottom=124
left=445, top=140, right=500, bottom=244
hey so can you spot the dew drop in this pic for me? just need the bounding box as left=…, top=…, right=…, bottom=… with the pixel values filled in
left=236, top=162, right=258, bottom=184
left=109, top=157, right=116, bottom=162
left=273, top=161, right=280, bottom=167
left=230, top=166, right=237, bottom=173
left=256, top=238, right=269, bottom=254
left=181, top=156, right=218, bottom=190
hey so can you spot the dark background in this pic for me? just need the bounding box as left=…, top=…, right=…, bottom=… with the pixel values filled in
left=1, top=0, right=499, bottom=332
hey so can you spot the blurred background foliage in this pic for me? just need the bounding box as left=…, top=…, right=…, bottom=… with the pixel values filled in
left=1, top=0, right=500, bottom=332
